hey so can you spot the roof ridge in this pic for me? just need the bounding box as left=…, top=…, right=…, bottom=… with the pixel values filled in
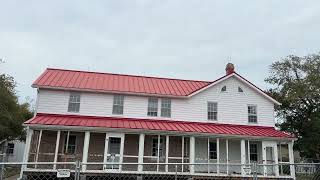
left=46, top=68, right=212, bottom=83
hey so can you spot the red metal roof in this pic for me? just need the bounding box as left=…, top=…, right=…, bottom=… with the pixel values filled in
left=25, top=113, right=294, bottom=139
left=32, top=68, right=212, bottom=97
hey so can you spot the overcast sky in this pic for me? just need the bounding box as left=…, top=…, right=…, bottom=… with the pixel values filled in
left=1, top=0, right=319, bottom=104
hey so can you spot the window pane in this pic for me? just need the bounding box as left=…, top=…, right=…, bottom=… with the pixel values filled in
left=113, top=95, right=124, bottom=115
left=161, top=99, right=171, bottom=117
left=208, top=102, right=217, bottom=120
left=209, top=142, right=217, bottom=159
left=148, top=98, right=158, bottom=116
left=68, top=93, right=80, bottom=112
left=248, top=105, right=257, bottom=123
left=108, top=137, right=121, bottom=154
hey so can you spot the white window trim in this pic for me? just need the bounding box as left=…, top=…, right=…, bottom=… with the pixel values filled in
left=67, top=92, right=81, bottom=113
left=147, top=97, right=159, bottom=117
left=160, top=98, right=171, bottom=118
left=112, top=95, right=124, bottom=115
left=248, top=104, right=258, bottom=124
left=207, top=101, right=218, bottom=121
left=151, top=137, right=164, bottom=157
left=249, top=143, right=258, bottom=162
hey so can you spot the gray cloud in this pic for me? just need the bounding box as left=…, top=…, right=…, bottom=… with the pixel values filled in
left=0, top=0, right=319, bottom=102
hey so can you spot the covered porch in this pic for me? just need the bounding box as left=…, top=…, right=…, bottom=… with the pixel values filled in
left=23, top=129, right=295, bottom=179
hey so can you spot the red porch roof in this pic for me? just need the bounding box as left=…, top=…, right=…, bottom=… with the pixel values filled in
left=25, top=113, right=294, bottom=139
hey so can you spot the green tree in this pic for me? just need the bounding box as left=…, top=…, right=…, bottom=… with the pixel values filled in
left=0, top=61, right=33, bottom=141
left=265, top=53, right=320, bottom=161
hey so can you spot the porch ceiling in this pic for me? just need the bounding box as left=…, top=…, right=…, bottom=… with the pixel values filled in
left=25, top=113, right=294, bottom=139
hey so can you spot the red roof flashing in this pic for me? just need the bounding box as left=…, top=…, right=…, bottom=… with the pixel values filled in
left=25, top=113, right=294, bottom=139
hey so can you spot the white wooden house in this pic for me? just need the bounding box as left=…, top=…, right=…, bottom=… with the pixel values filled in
left=21, top=63, right=296, bottom=179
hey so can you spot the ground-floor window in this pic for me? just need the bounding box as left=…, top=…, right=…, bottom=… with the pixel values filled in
left=6, top=143, right=14, bottom=154
left=209, top=142, right=217, bottom=160
left=249, top=143, right=258, bottom=162
left=152, top=137, right=164, bottom=157
left=64, top=135, right=77, bottom=154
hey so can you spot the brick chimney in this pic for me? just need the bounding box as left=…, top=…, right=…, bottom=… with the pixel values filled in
left=225, top=63, right=235, bottom=75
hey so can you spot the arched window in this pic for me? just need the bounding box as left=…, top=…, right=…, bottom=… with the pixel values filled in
left=221, top=86, right=227, bottom=92
left=238, top=87, right=244, bottom=92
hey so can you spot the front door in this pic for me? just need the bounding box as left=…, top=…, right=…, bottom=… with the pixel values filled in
left=262, top=142, right=277, bottom=176
left=103, top=133, right=124, bottom=171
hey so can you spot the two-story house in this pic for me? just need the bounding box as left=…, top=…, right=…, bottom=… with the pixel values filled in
left=21, top=63, right=296, bottom=179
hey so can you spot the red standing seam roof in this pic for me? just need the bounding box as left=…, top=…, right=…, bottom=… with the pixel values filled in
left=25, top=113, right=294, bottom=139
left=32, top=68, right=211, bottom=97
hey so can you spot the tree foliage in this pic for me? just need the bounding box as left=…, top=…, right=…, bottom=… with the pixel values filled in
left=265, top=53, right=320, bottom=161
left=0, top=63, right=33, bottom=141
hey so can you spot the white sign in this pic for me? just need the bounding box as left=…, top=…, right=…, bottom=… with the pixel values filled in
left=57, top=169, right=71, bottom=178
left=242, top=166, right=252, bottom=175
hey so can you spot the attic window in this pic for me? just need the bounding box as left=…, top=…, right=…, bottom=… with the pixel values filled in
left=221, top=86, right=227, bottom=92
left=238, top=87, right=243, bottom=92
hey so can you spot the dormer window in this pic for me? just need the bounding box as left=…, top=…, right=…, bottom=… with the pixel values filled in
left=238, top=87, right=243, bottom=92
left=221, top=86, right=227, bottom=92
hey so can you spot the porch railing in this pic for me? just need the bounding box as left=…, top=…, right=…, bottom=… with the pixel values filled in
left=0, top=162, right=319, bottom=180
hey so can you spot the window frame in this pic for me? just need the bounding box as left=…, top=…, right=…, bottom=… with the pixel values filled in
left=221, top=86, right=227, bottom=92
left=249, top=143, right=258, bottom=162
left=147, top=97, right=158, bottom=117
left=238, top=86, right=244, bottom=93
left=209, top=141, right=217, bottom=160
left=64, top=134, right=77, bottom=155
left=207, top=102, right=218, bottom=121
left=112, top=95, right=124, bottom=115
left=248, top=105, right=258, bottom=123
left=160, top=98, right=171, bottom=118
left=67, top=92, right=81, bottom=113
left=6, top=143, right=14, bottom=154
left=151, top=137, right=164, bottom=157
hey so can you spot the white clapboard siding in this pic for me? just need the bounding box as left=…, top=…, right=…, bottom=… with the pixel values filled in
left=37, top=77, right=275, bottom=127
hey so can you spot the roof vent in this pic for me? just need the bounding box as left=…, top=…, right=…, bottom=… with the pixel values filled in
left=225, top=63, right=235, bottom=75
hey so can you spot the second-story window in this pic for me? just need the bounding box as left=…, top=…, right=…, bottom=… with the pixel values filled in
left=161, top=98, right=171, bottom=118
left=248, top=105, right=257, bottom=123
left=112, top=95, right=124, bottom=115
left=68, top=93, right=80, bottom=112
left=147, top=97, right=158, bottom=117
left=208, top=102, right=218, bottom=120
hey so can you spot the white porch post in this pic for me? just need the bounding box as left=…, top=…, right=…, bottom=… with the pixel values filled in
left=22, top=128, right=33, bottom=168
left=226, top=139, right=229, bottom=174
left=138, top=134, right=145, bottom=172
left=82, top=131, right=90, bottom=171
left=53, top=130, right=61, bottom=170
left=288, top=140, right=295, bottom=179
left=240, top=139, right=246, bottom=176
left=165, top=135, right=169, bottom=172
left=189, top=136, right=195, bottom=174
left=19, top=128, right=33, bottom=179
left=216, top=138, right=220, bottom=174
left=274, top=142, right=279, bottom=177
left=34, top=130, right=43, bottom=168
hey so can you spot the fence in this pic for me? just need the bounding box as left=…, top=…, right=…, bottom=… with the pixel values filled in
left=0, top=162, right=319, bottom=180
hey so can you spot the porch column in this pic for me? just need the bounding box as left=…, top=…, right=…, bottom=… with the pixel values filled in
left=274, top=142, right=279, bottom=177
left=216, top=138, right=220, bottom=174
left=82, top=131, right=90, bottom=171
left=53, top=130, right=61, bottom=169
left=34, top=130, right=43, bottom=168
left=19, top=128, right=33, bottom=179
left=165, top=135, right=169, bottom=172
left=288, top=141, right=295, bottom=179
left=189, top=136, right=195, bottom=174
left=240, top=139, right=246, bottom=176
left=226, top=139, right=229, bottom=174
left=138, top=134, right=145, bottom=172
left=22, top=128, right=33, bottom=168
